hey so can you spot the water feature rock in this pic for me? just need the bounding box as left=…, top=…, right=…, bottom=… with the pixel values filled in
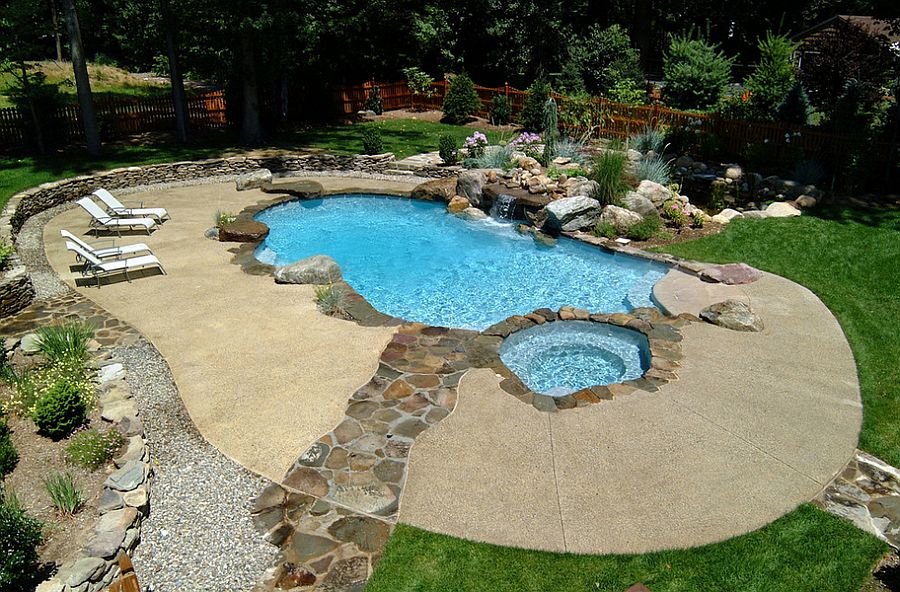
left=235, top=168, right=272, bottom=191
left=635, top=180, right=672, bottom=206
left=622, top=191, right=658, bottom=217
left=700, top=263, right=762, bottom=285
left=700, top=300, right=764, bottom=332
left=447, top=196, right=470, bottom=214
left=535, top=196, right=603, bottom=233
left=517, top=156, right=540, bottom=170
left=455, top=207, right=488, bottom=221
left=675, top=155, right=694, bottom=168
left=566, top=178, right=599, bottom=198
left=600, top=205, right=643, bottom=233
left=766, top=201, right=801, bottom=217
left=274, top=255, right=342, bottom=284
left=411, top=177, right=457, bottom=202
left=219, top=219, right=269, bottom=242
left=456, top=170, right=485, bottom=206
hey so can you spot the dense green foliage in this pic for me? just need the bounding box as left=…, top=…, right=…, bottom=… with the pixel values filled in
left=361, top=126, right=384, bottom=155
left=442, top=72, right=481, bottom=124
left=744, top=34, right=799, bottom=120
left=520, top=76, right=551, bottom=133
left=488, top=95, right=511, bottom=125
left=65, top=428, right=125, bottom=470
left=31, top=379, right=89, bottom=440
left=438, top=133, right=458, bottom=164
left=777, top=81, right=813, bottom=125
left=0, top=486, right=42, bottom=591
left=663, top=33, right=734, bottom=110
left=0, top=418, right=17, bottom=477
left=569, top=24, right=643, bottom=99
left=35, top=322, right=94, bottom=364
left=363, top=85, right=384, bottom=115
left=590, top=150, right=630, bottom=205
left=369, top=506, right=885, bottom=592
left=625, top=215, right=662, bottom=240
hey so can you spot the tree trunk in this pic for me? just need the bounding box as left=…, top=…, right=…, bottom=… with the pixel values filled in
left=49, top=0, right=63, bottom=62
left=60, top=0, right=101, bottom=155
left=19, top=64, right=47, bottom=155
left=634, top=0, right=652, bottom=72
left=239, top=28, right=263, bottom=145
left=159, top=0, right=189, bottom=142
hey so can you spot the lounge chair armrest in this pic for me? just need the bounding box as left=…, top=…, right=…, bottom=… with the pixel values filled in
left=120, top=199, right=144, bottom=208
left=89, top=238, right=116, bottom=248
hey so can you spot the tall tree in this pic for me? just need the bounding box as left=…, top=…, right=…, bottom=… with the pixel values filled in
left=49, top=0, right=63, bottom=61
left=60, top=0, right=101, bottom=155
left=159, top=0, right=189, bottom=142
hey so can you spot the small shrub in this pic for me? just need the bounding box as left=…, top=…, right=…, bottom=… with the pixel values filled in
left=625, top=215, right=662, bottom=241
left=0, top=418, right=17, bottom=477
left=663, top=32, right=734, bottom=110
left=65, top=428, right=125, bottom=470
left=0, top=241, right=14, bottom=270
left=590, top=151, right=630, bottom=205
left=592, top=221, right=618, bottom=239
left=363, top=85, right=384, bottom=115
left=0, top=486, right=43, bottom=589
left=438, top=134, right=458, bottom=165
left=442, top=72, right=481, bottom=125
left=215, top=211, right=237, bottom=228
left=35, top=322, right=94, bottom=364
left=777, top=81, right=813, bottom=125
left=661, top=198, right=690, bottom=227
left=43, top=471, right=83, bottom=516
left=463, top=132, right=488, bottom=159
left=692, top=211, right=706, bottom=228
left=361, top=126, right=384, bottom=155
left=31, top=379, right=89, bottom=440
left=489, top=95, right=512, bottom=125
left=314, top=284, right=350, bottom=318
left=634, top=155, right=673, bottom=185
left=521, top=75, right=551, bottom=132
left=630, top=127, right=666, bottom=154
left=608, top=78, right=646, bottom=104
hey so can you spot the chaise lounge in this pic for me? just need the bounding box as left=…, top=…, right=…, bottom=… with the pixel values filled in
left=60, top=229, right=152, bottom=261
left=76, top=197, right=157, bottom=236
left=93, top=188, right=170, bottom=222
left=64, top=241, right=166, bottom=287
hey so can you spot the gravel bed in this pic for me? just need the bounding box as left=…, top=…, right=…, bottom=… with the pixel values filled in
left=117, top=340, right=276, bottom=591
left=15, top=203, right=73, bottom=299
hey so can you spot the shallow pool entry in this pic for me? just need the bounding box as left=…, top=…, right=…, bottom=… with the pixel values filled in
left=499, top=321, right=650, bottom=396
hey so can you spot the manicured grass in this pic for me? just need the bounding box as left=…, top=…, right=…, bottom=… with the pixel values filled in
left=369, top=506, right=886, bottom=592
left=660, top=209, right=900, bottom=468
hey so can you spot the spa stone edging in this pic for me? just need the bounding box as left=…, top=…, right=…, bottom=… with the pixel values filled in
left=480, top=306, right=688, bottom=412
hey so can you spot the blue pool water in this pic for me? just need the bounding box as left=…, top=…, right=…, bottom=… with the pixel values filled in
left=500, top=321, right=650, bottom=395
left=255, top=195, right=667, bottom=330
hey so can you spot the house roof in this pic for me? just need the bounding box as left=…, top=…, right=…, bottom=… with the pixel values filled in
left=793, top=15, right=900, bottom=44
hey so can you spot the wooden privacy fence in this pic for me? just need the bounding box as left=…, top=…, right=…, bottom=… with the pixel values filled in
left=0, top=90, right=228, bottom=147
left=334, top=79, right=856, bottom=161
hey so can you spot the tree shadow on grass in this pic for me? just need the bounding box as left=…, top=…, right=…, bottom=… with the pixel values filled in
left=810, top=205, right=900, bottom=232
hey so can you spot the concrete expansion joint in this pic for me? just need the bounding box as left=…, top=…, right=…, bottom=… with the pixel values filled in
left=547, top=413, right=569, bottom=552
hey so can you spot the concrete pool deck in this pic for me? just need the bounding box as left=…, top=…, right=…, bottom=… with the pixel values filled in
left=40, top=178, right=861, bottom=554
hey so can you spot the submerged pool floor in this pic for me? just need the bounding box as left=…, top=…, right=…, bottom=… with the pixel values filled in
left=256, top=195, right=666, bottom=329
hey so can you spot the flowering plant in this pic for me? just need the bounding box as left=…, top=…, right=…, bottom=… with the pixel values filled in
left=661, top=198, right=690, bottom=228
left=509, top=132, right=542, bottom=159
left=463, top=132, right=489, bottom=158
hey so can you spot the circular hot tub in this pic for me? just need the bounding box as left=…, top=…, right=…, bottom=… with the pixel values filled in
left=499, top=320, right=651, bottom=397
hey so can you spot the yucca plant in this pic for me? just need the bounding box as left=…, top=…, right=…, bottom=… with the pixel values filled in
left=43, top=471, right=83, bottom=516
left=590, top=151, right=630, bottom=205
left=35, top=322, right=94, bottom=363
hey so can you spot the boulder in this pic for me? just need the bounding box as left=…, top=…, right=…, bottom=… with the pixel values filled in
left=626, top=149, right=642, bottom=161
left=517, top=156, right=540, bottom=170
left=724, top=165, right=743, bottom=181
left=219, top=219, right=269, bottom=242
left=599, top=205, right=644, bottom=233
left=535, top=196, right=603, bottom=233
left=621, top=191, right=658, bottom=217
left=795, top=195, right=817, bottom=208
left=411, top=177, right=457, bottom=202
left=447, top=196, right=470, bottom=213
left=455, top=207, right=488, bottom=221
left=274, top=255, right=342, bottom=284
left=456, top=170, right=486, bottom=206
left=700, top=300, right=764, bottom=332
left=765, top=202, right=801, bottom=217
left=635, top=180, right=672, bottom=206
left=741, top=210, right=770, bottom=219
left=566, top=178, right=599, bottom=198
left=674, top=155, right=694, bottom=168
left=700, top=263, right=763, bottom=285
left=711, top=208, right=744, bottom=225
left=235, top=168, right=273, bottom=191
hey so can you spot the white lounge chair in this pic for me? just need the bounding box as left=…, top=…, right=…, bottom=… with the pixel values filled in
left=93, top=189, right=169, bottom=222
left=60, top=230, right=152, bottom=261
left=76, top=197, right=156, bottom=236
left=64, top=241, right=165, bottom=287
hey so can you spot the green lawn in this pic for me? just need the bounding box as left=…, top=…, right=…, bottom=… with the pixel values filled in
left=369, top=506, right=885, bottom=592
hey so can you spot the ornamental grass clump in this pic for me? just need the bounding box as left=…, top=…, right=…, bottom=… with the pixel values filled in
left=43, top=471, right=83, bottom=516
left=65, top=428, right=125, bottom=470
left=468, top=144, right=515, bottom=170
left=634, top=154, right=673, bottom=186
left=0, top=486, right=43, bottom=590
left=314, top=284, right=350, bottom=318
left=629, top=127, right=666, bottom=154
left=590, top=150, right=630, bottom=205
left=35, top=321, right=94, bottom=364
left=550, top=137, right=588, bottom=165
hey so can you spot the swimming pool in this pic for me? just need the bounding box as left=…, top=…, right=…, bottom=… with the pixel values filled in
left=255, top=195, right=667, bottom=330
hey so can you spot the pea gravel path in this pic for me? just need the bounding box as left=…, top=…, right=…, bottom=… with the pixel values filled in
left=117, top=341, right=276, bottom=591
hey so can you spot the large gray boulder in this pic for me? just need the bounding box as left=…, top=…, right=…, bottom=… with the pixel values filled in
left=599, top=204, right=643, bottom=233
left=700, top=300, right=764, bottom=332
left=621, top=191, right=658, bottom=217
left=635, top=179, right=672, bottom=206
left=566, top=178, right=600, bottom=198
left=535, top=196, right=603, bottom=233
left=274, top=255, right=342, bottom=284
left=456, top=170, right=486, bottom=206
left=235, top=168, right=272, bottom=191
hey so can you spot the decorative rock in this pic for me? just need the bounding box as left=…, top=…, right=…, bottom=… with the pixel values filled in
left=67, top=557, right=106, bottom=587
left=711, top=208, right=744, bottom=225
left=97, top=507, right=139, bottom=533
left=116, top=415, right=143, bottom=437
left=599, top=204, right=643, bottom=233
left=274, top=255, right=342, bottom=284
left=455, top=207, right=488, bottom=221
left=104, top=460, right=146, bottom=492
left=765, top=201, right=801, bottom=217
left=98, top=363, right=125, bottom=384
left=700, top=263, right=763, bottom=285
left=724, top=165, right=743, bottom=180
left=411, top=177, right=458, bottom=202
left=123, top=486, right=149, bottom=509
left=566, top=178, right=599, bottom=199
left=84, top=530, right=126, bottom=558
left=700, top=300, right=764, bottom=332
left=235, top=168, right=272, bottom=191
left=290, top=533, right=339, bottom=562
left=447, top=196, right=470, bottom=214
left=101, top=399, right=137, bottom=423
left=328, top=482, right=397, bottom=515
left=456, top=170, right=485, bottom=206
left=741, top=210, right=770, bottom=219
left=635, top=180, right=672, bottom=206
left=219, top=219, right=269, bottom=242
left=98, top=488, right=125, bottom=513
left=517, top=156, right=540, bottom=170
left=795, top=195, right=817, bottom=208
left=327, top=515, right=391, bottom=552
left=621, top=192, right=658, bottom=217
left=674, top=155, right=694, bottom=168
left=113, top=436, right=145, bottom=467
left=535, top=196, right=602, bottom=233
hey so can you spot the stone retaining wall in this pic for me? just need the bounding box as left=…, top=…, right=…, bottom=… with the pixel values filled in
left=8, top=154, right=397, bottom=232
left=0, top=260, right=35, bottom=318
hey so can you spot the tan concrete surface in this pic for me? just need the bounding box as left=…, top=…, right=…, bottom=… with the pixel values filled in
left=43, top=179, right=410, bottom=481
left=401, top=270, right=862, bottom=553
